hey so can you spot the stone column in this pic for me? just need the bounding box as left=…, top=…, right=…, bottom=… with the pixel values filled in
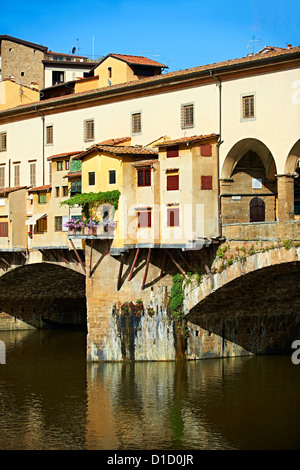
left=276, top=174, right=295, bottom=222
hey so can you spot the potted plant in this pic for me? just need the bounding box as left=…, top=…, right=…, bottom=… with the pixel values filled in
left=65, top=218, right=82, bottom=234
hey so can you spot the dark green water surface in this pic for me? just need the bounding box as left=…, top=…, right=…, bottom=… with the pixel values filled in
left=0, top=330, right=299, bottom=450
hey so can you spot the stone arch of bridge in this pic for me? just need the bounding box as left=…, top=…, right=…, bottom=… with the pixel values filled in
left=221, top=137, right=276, bottom=180
left=185, top=245, right=300, bottom=354
left=0, top=262, right=87, bottom=330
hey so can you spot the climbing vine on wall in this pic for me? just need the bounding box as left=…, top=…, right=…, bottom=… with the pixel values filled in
left=170, top=274, right=185, bottom=319
left=60, top=190, right=121, bottom=210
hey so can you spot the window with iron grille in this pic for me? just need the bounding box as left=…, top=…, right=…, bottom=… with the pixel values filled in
left=242, top=95, right=255, bottom=119
left=137, top=210, right=152, bottom=228
left=0, top=167, right=5, bottom=188
left=167, top=207, right=179, bottom=227
left=0, top=222, right=8, bottom=237
left=181, top=104, right=194, bottom=128
left=14, top=164, right=20, bottom=187
left=84, top=119, right=94, bottom=141
left=0, top=133, right=7, bottom=152
left=137, top=168, right=151, bottom=187
left=30, top=163, right=36, bottom=187
left=132, top=112, right=142, bottom=134
left=70, top=180, right=81, bottom=195
left=46, top=125, right=53, bottom=145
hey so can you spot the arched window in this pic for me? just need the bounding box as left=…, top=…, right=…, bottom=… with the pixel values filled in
left=250, top=197, right=265, bottom=222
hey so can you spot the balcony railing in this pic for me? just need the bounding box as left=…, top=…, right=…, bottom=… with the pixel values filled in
left=68, top=224, right=116, bottom=239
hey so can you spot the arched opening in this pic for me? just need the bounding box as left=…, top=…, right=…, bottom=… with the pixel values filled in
left=221, top=139, right=277, bottom=224
left=0, top=263, right=87, bottom=331
left=250, top=197, right=265, bottom=222
left=284, top=140, right=300, bottom=219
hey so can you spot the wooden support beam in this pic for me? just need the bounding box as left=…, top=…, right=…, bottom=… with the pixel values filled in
left=59, top=250, right=69, bottom=264
left=0, top=257, right=10, bottom=267
left=159, top=249, right=167, bottom=279
left=166, top=249, right=186, bottom=277
left=198, top=249, right=213, bottom=282
left=20, top=251, right=28, bottom=260
left=141, top=248, right=151, bottom=290
left=128, top=248, right=140, bottom=281
left=69, top=239, right=86, bottom=274
left=49, top=250, right=58, bottom=261
left=117, top=254, right=125, bottom=291
left=176, top=249, right=192, bottom=270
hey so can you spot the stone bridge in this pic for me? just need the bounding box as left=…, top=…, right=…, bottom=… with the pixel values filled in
left=0, top=222, right=299, bottom=362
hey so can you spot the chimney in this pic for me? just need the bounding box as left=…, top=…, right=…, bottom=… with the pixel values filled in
left=287, top=44, right=292, bottom=49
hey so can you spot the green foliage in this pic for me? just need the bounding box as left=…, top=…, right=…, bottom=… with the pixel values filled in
left=71, top=159, right=82, bottom=172
left=170, top=274, right=184, bottom=316
left=60, top=190, right=121, bottom=210
left=283, top=239, right=291, bottom=251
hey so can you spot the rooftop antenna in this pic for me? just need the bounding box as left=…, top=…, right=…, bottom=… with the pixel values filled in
left=76, top=38, right=80, bottom=56
left=92, top=34, right=94, bottom=61
left=247, top=36, right=262, bottom=55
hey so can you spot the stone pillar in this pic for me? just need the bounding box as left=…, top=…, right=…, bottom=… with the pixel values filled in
left=277, top=174, right=295, bottom=222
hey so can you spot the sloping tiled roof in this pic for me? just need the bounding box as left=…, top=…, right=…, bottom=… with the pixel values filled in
left=28, top=185, right=52, bottom=192
left=132, top=159, right=159, bottom=167
left=0, top=186, right=27, bottom=196
left=0, top=35, right=48, bottom=52
left=157, top=134, right=219, bottom=147
left=108, top=53, right=168, bottom=68
left=96, top=137, right=131, bottom=146
left=47, top=151, right=81, bottom=161
left=1, top=45, right=300, bottom=116
left=63, top=172, right=82, bottom=179
left=76, top=144, right=158, bottom=159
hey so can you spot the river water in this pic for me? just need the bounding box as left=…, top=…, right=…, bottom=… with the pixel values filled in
left=0, top=329, right=299, bottom=450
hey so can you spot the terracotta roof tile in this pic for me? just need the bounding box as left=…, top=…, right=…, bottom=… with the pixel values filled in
left=63, top=172, right=82, bottom=179
left=108, top=53, right=167, bottom=68
left=157, top=134, right=219, bottom=147
left=28, top=185, right=52, bottom=192
left=96, top=137, right=131, bottom=146
left=132, top=159, right=159, bottom=167
left=47, top=151, right=81, bottom=160
left=77, top=144, right=158, bottom=159
left=1, top=45, right=300, bottom=116
left=0, top=186, right=27, bottom=196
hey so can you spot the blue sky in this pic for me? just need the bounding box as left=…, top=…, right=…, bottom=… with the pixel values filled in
left=1, top=0, right=299, bottom=72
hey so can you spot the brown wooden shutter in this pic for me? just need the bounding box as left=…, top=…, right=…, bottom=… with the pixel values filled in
left=137, top=210, right=151, bottom=228
left=46, top=126, right=53, bottom=144
left=243, top=95, right=254, bottom=118
left=0, top=133, right=7, bottom=151
left=0, top=222, right=8, bottom=237
left=167, top=174, right=179, bottom=191
left=200, top=144, right=212, bottom=156
left=0, top=167, right=5, bottom=188
left=201, top=175, right=213, bottom=190
left=167, top=146, right=179, bottom=158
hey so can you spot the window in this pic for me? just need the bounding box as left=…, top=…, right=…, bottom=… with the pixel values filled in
left=132, top=112, right=142, bottom=134
left=21, top=71, right=25, bottom=77
left=49, top=162, right=52, bottom=184
left=167, top=172, right=179, bottom=191
left=36, top=217, right=47, bottom=233
left=108, top=67, right=112, bottom=78
left=167, top=207, right=179, bottom=227
left=30, top=163, right=36, bottom=186
left=55, top=216, right=63, bottom=231
left=201, top=175, right=213, bottom=190
left=46, top=125, right=53, bottom=145
left=137, top=168, right=151, bottom=187
left=14, top=164, right=20, bottom=187
left=84, top=119, right=94, bottom=141
left=137, top=210, right=152, bottom=228
left=109, top=170, right=116, bottom=184
left=52, top=71, right=65, bottom=86
left=65, top=160, right=69, bottom=170
left=0, top=167, right=5, bottom=188
left=181, top=103, right=194, bottom=128
left=200, top=144, right=212, bottom=157
left=242, top=94, right=255, bottom=119
left=0, top=133, right=7, bottom=152
left=62, top=186, right=68, bottom=197
left=0, top=222, right=8, bottom=237
left=167, top=146, right=179, bottom=158
left=89, top=172, right=95, bottom=186
left=70, top=181, right=81, bottom=195
left=57, top=161, right=63, bottom=171
left=38, top=193, right=47, bottom=203
left=55, top=187, right=60, bottom=197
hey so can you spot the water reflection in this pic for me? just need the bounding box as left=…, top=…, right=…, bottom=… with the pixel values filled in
left=0, top=330, right=299, bottom=450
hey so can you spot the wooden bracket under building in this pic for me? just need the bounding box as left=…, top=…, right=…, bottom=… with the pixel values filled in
left=69, top=239, right=86, bottom=275
left=117, top=254, right=125, bottom=291
left=141, top=248, right=151, bottom=290
left=128, top=248, right=140, bottom=281
left=166, top=249, right=186, bottom=277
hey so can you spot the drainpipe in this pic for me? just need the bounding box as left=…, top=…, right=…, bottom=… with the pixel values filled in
left=210, top=70, right=224, bottom=239
left=35, top=106, right=45, bottom=186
